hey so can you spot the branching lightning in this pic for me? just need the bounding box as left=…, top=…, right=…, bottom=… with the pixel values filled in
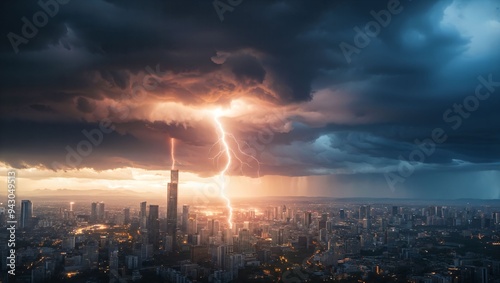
left=213, top=110, right=233, bottom=229
left=211, top=109, right=261, bottom=230
left=170, top=138, right=176, bottom=170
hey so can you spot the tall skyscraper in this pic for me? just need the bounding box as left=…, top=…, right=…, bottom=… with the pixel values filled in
left=124, top=208, right=130, bottom=225
left=98, top=202, right=105, bottom=221
left=109, top=249, right=119, bottom=271
left=217, top=245, right=227, bottom=269
left=359, top=205, right=371, bottom=229
left=187, top=213, right=197, bottom=235
left=148, top=205, right=160, bottom=249
left=214, top=220, right=220, bottom=235
left=359, top=205, right=367, bottom=220
left=140, top=201, right=147, bottom=229
left=321, top=213, right=328, bottom=222
left=20, top=200, right=33, bottom=229
left=303, top=211, right=312, bottom=228
left=239, top=229, right=252, bottom=252
left=392, top=206, right=399, bottom=216
left=166, top=170, right=179, bottom=245
left=90, top=202, right=97, bottom=223
left=208, top=219, right=215, bottom=236
left=271, top=228, right=284, bottom=246
left=182, top=204, right=189, bottom=233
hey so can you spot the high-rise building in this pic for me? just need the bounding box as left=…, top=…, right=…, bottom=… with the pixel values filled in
left=239, top=229, right=251, bottom=252
left=20, top=200, right=33, bottom=229
left=208, top=219, right=215, bottom=236
left=182, top=204, right=189, bottom=233
left=200, top=228, right=210, bottom=245
left=124, top=208, right=130, bottom=225
left=187, top=213, right=197, bottom=235
left=436, top=206, right=443, bottom=218
left=214, top=220, right=220, bottom=235
left=164, top=235, right=173, bottom=252
left=358, top=205, right=371, bottom=220
left=223, top=228, right=233, bottom=245
left=281, top=205, right=287, bottom=221
left=90, top=202, right=97, bottom=223
left=166, top=170, right=178, bottom=241
left=392, top=206, right=399, bottom=216
left=140, top=201, right=147, bottom=229
left=98, top=202, right=105, bottom=221
left=359, top=206, right=367, bottom=220
left=363, top=218, right=371, bottom=229
left=339, top=209, right=345, bottom=220
left=217, top=245, right=227, bottom=269
left=125, top=255, right=139, bottom=270
left=303, top=211, right=312, bottom=228
left=109, top=249, right=119, bottom=271
left=271, top=228, right=284, bottom=246
left=321, top=213, right=328, bottom=222
left=318, top=219, right=327, bottom=230
left=249, top=209, right=255, bottom=219
left=319, top=228, right=327, bottom=243
left=475, top=266, right=488, bottom=283
left=148, top=205, right=160, bottom=249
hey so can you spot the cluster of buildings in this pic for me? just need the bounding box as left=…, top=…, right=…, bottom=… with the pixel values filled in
left=1, top=170, right=500, bottom=282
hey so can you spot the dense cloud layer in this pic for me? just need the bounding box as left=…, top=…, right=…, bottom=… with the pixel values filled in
left=1, top=0, right=499, bottom=197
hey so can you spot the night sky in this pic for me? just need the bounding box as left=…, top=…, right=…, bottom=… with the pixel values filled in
left=1, top=0, right=499, bottom=199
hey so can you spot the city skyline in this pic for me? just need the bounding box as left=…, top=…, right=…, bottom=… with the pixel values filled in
left=4, top=196, right=500, bottom=282
left=0, top=0, right=499, bottom=199
left=2, top=1, right=500, bottom=282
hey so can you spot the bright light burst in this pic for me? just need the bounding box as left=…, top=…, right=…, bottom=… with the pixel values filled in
left=211, top=108, right=261, bottom=229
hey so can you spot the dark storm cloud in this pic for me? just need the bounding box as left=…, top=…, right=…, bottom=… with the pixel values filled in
left=226, top=54, right=266, bottom=86
left=30, top=103, right=56, bottom=113
left=0, top=0, right=339, bottom=102
left=76, top=97, right=96, bottom=113
left=1, top=0, right=499, bottom=198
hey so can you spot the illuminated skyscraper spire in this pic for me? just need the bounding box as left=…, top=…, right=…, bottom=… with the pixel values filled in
left=166, top=169, right=179, bottom=250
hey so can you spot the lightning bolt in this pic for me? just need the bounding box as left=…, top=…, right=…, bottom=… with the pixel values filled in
left=170, top=137, right=175, bottom=170
left=211, top=109, right=261, bottom=230
left=213, top=110, right=234, bottom=229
